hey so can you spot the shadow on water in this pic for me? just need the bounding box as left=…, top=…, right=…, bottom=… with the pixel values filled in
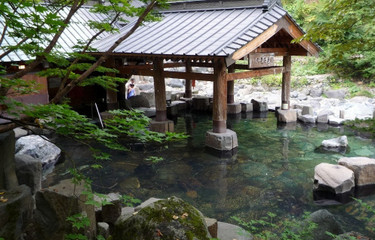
left=46, top=110, right=375, bottom=235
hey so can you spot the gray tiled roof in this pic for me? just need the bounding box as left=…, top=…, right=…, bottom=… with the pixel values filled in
left=93, top=3, right=287, bottom=57
left=0, top=5, right=124, bottom=62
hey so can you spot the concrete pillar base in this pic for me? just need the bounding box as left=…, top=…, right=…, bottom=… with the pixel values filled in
left=227, top=103, right=241, bottom=114
left=205, top=129, right=238, bottom=152
left=277, top=109, right=297, bottom=123
left=149, top=120, right=174, bottom=133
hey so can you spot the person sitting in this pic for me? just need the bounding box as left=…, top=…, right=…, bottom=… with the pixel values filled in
left=127, top=83, right=135, bottom=99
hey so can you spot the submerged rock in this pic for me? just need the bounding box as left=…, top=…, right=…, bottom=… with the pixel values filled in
left=307, top=209, right=344, bottom=240
left=322, top=136, right=348, bottom=148
left=113, top=196, right=211, bottom=240
left=314, top=163, right=354, bottom=194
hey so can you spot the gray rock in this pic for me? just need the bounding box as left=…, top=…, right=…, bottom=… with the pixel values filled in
left=205, top=217, right=218, bottom=238
left=324, top=89, right=347, bottom=99
left=314, top=163, right=354, bottom=194
left=15, top=135, right=61, bottom=169
left=0, top=185, right=33, bottom=240
left=317, top=114, right=329, bottom=124
left=13, top=127, right=28, bottom=139
left=321, top=136, right=348, bottom=148
left=217, top=221, right=252, bottom=240
left=0, top=131, right=18, bottom=190
left=168, top=78, right=184, bottom=88
left=192, top=97, right=210, bottom=111
left=113, top=196, right=211, bottom=240
left=15, top=154, right=42, bottom=194
left=241, top=103, right=253, bottom=112
left=251, top=99, right=268, bottom=112
left=140, top=92, right=155, bottom=107
left=338, top=157, right=375, bottom=186
left=205, top=129, right=238, bottom=151
left=298, top=93, right=308, bottom=101
left=302, top=106, right=314, bottom=115
left=34, top=179, right=96, bottom=240
left=137, top=83, right=154, bottom=91
left=116, top=207, right=135, bottom=223
left=307, top=209, right=344, bottom=240
left=128, top=95, right=151, bottom=108
left=298, top=115, right=317, bottom=124
left=310, top=87, right=323, bottom=97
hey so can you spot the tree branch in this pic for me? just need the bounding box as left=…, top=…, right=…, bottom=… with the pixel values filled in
left=51, top=0, right=158, bottom=103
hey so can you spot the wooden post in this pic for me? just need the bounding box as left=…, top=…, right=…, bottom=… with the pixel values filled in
left=105, top=57, right=118, bottom=110
left=227, top=65, right=235, bottom=104
left=281, top=55, right=291, bottom=110
left=153, top=58, right=167, bottom=121
left=213, top=59, right=227, bottom=133
left=185, top=61, right=192, bottom=98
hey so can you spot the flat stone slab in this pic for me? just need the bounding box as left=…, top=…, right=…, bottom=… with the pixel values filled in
left=277, top=109, right=297, bottom=123
left=251, top=99, right=268, bottom=112
left=314, top=163, right=355, bottom=194
left=298, top=114, right=317, bottom=124
left=338, top=157, right=375, bottom=186
left=328, top=116, right=345, bottom=125
left=205, top=129, right=238, bottom=151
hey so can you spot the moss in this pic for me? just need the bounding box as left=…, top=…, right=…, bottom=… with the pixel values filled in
left=114, top=197, right=210, bottom=240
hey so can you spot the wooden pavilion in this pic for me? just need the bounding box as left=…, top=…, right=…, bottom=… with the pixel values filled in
left=92, top=0, right=320, bottom=153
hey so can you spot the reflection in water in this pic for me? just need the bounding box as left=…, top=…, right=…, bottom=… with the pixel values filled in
left=47, top=111, right=375, bottom=235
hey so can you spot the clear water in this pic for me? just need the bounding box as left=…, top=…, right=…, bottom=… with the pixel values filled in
left=45, top=111, right=375, bottom=235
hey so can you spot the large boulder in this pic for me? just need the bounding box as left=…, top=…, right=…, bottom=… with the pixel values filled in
left=34, top=179, right=96, bottom=240
left=113, top=196, right=211, bottom=240
left=128, top=95, right=151, bottom=108
left=0, top=185, right=34, bottom=240
left=321, top=136, right=348, bottom=148
left=306, top=209, right=344, bottom=240
left=15, top=135, right=61, bottom=169
left=298, top=115, right=317, bottom=124
left=15, top=154, right=42, bottom=194
left=314, top=163, right=355, bottom=194
left=338, top=157, right=375, bottom=186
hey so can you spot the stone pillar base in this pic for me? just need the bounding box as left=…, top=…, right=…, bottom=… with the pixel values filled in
left=205, top=129, right=238, bottom=151
left=277, top=109, right=297, bottom=123
left=227, top=103, right=241, bottom=114
left=149, top=120, right=174, bottom=133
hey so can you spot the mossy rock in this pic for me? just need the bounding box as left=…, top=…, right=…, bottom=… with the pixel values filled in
left=113, top=196, right=210, bottom=240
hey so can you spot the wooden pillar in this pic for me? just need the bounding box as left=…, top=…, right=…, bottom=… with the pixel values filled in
left=185, top=61, right=192, bottom=98
left=227, top=65, right=235, bottom=104
left=281, top=55, right=291, bottom=110
left=153, top=58, right=167, bottom=121
left=213, top=59, right=227, bottom=133
left=105, top=57, right=118, bottom=110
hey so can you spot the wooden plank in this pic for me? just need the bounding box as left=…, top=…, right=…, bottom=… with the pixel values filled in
left=232, top=24, right=279, bottom=61
left=226, top=67, right=284, bottom=81
left=185, top=61, right=192, bottom=98
left=153, top=58, right=167, bottom=121
left=227, top=65, right=235, bottom=104
left=212, top=59, right=227, bottom=133
left=281, top=55, right=292, bottom=109
left=104, top=57, right=118, bottom=110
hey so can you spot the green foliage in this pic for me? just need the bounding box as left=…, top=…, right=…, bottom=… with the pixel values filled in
left=145, top=156, right=164, bottom=163
left=232, top=212, right=317, bottom=240
left=65, top=213, right=90, bottom=240
left=288, top=0, right=375, bottom=80
left=121, top=194, right=141, bottom=207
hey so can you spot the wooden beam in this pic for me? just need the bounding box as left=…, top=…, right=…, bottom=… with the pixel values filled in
left=281, top=55, right=292, bottom=109
left=153, top=58, right=167, bottom=121
left=226, top=67, right=284, bottom=81
left=232, top=24, right=279, bottom=61
left=104, top=57, right=118, bottom=110
left=227, top=65, right=235, bottom=104
left=212, top=59, right=227, bottom=133
left=118, top=66, right=215, bottom=81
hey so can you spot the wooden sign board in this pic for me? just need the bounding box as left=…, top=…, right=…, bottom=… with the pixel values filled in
left=248, top=53, right=275, bottom=69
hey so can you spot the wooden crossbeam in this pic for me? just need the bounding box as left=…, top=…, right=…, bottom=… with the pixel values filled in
left=226, top=67, right=284, bottom=81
